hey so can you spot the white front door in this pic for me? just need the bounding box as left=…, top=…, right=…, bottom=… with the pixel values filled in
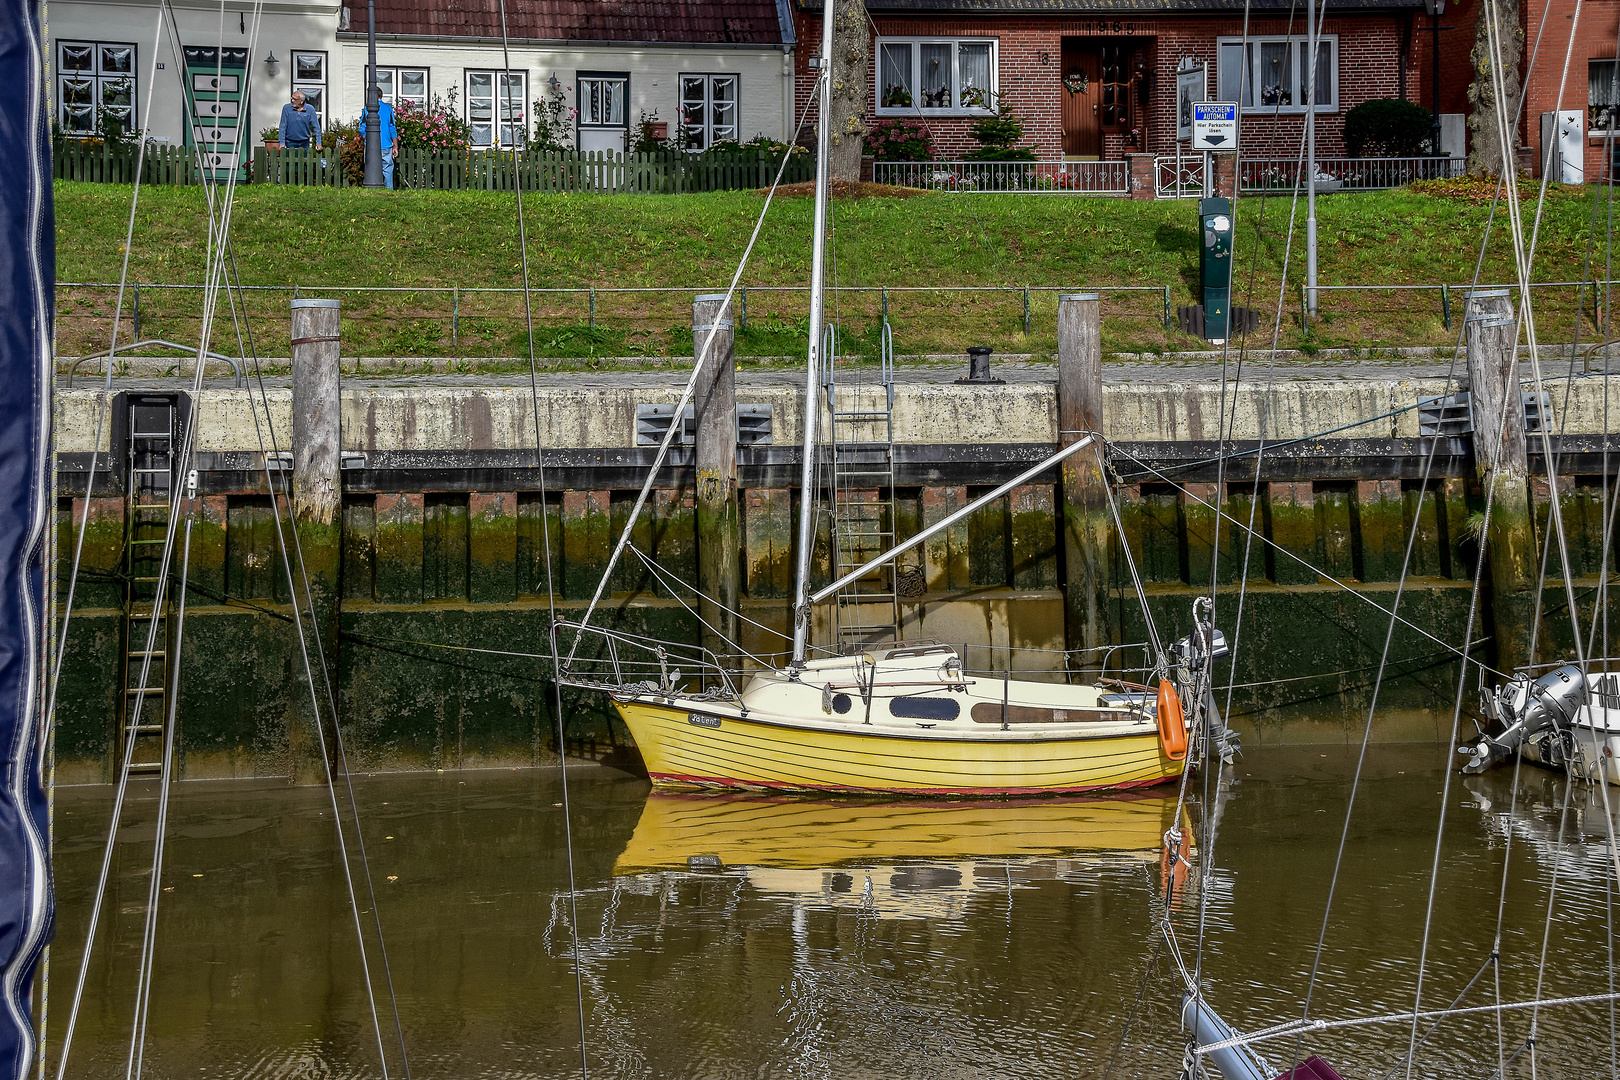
left=578, top=128, right=623, bottom=155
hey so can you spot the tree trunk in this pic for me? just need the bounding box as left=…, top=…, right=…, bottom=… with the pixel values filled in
left=1466, top=0, right=1524, bottom=178
left=827, top=0, right=869, bottom=181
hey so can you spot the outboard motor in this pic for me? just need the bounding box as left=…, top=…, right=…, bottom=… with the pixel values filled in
left=1171, top=597, right=1241, bottom=765
left=1459, top=664, right=1588, bottom=774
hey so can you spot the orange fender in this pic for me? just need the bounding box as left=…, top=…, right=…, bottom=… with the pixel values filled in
left=1156, top=678, right=1188, bottom=761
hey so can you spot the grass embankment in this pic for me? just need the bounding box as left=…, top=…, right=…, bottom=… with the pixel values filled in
left=53, top=181, right=1607, bottom=363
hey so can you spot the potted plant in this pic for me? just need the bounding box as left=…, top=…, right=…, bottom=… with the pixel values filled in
left=261, top=126, right=280, bottom=150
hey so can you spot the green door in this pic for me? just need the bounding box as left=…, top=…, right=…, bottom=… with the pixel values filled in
left=182, top=45, right=248, bottom=182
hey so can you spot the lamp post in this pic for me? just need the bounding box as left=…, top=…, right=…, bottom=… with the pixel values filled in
left=1305, top=0, right=1321, bottom=317
left=1424, top=0, right=1451, bottom=156
left=363, top=0, right=383, bottom=187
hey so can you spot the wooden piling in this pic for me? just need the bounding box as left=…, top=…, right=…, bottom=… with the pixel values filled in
left=1464, top=288, right=1536, bottom=673
left=692, top=294, right=740, bottom=659
left=1057, top=293, right=1111, bottom=671
left=290, top=299, right=343, bottom=695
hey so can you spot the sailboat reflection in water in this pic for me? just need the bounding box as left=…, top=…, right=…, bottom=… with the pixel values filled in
left=611, top=791, right=1194, bottom=921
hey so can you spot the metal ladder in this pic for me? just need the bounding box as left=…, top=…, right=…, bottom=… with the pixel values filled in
left=120, top=395, right=180, bottom=774
left=822, top=323, right=900, bottom=650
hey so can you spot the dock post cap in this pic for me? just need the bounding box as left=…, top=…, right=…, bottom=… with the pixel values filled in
left=290, top=298, right=341, bottom=309
left=1060, top=292, right=1101, bottom=303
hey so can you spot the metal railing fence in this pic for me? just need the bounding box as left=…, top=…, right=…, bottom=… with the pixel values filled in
left=53, top=277, right=1620, bottom=363
left=52, top=281, right=1177, bottom=362
left=873, top=160, right=1130, bottom=194
left=1240, top=155, right=1465, bottom=193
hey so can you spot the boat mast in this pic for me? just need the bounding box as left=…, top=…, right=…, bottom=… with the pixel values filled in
left=790, top=5, right=838, bottom=667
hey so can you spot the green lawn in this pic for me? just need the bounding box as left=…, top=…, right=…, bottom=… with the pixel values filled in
left=53, top=181, right=1610, bottom=361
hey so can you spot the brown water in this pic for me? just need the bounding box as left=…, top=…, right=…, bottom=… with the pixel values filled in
left=44, top=746, right=1620, bottom=1079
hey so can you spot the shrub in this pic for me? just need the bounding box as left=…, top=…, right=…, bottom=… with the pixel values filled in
left=864, top=118, right=934, bottom=161
left=395, top=91, right=472, bottom=153
left=531, top=81, right=576, bottom=151
left=966, top=104, right=1037, bottom=162
left=1343, top=98, right=1435, bottom=157
left=338, top=130, right=364, bottom=186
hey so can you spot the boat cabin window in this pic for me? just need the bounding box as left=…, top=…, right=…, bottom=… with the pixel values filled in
left=889, top=696, right=961, bottom=721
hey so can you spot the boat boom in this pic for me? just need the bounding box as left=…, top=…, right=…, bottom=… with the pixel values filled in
left=807, top=434, right=1097, bottom=607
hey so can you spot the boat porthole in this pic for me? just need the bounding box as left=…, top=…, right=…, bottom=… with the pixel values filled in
left=831, top=693, right=852, bottom=714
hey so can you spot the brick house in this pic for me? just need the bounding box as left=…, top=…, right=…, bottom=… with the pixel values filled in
left=794, top=0, right=1439, bottom=164
left=1518, top=0, right=1620, bottom=180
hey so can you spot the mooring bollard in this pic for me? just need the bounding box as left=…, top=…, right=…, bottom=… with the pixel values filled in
left=1058, top=293, right=1110, bottom=675
left=290, top=297, right=343, bottom=780
left=1464, top=288, right=1536, bottom=673
left=693, top=293, right=740, bottom=658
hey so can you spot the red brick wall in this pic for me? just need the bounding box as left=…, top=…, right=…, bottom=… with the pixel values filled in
left=1408, top=3, right=1476, bottom=119
left=1519, top=0, right=1620, bottom=180
left=794, top=9, right=1426, bottom=161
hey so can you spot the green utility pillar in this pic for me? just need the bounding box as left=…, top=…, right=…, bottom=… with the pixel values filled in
left=1199, top=197, right=1234, bottom=342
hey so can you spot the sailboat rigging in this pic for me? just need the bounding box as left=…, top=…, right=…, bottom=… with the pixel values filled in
left=553, top=7, right=1229, bottom=798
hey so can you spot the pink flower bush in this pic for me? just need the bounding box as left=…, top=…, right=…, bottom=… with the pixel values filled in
left=395, top=90, right=472, bottom=154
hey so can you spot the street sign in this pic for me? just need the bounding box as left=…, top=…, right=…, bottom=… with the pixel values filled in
left=1176, top=66, right=1206, bottom=142
left=1192, top=102, right=1238, bottom=151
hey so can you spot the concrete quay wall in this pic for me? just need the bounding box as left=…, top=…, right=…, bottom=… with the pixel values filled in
left=52, top=372, right=1620, bottom=782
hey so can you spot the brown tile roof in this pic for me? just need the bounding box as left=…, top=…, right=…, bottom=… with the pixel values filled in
left=800, top=0, right=1420, bottom=9
left=348, top=0, right=791, bottom=43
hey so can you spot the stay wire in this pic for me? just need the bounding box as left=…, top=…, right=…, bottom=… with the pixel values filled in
left=126, top=521, right=191, bottom=1080
left=224, top=234, right=411, bottom=1078
left=44, top=8, right=167, bottom=1068
left=1108, top=446, right=1508, bottom=677
left=42, top=0, right=167, bottom=750
left=564, top=83, right=822, bottom=667
left=52, top=2, right=263, bottom=1072
left=189, top=8, right=406, bottom=1074
left=493, top=3, right=587, bottom=1073
left=1265, top=0, right=1561, bottom=1051
left=1403, top=0, right=1586, bottom=1073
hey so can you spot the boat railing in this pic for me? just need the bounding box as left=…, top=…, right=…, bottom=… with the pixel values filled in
left=949, top=640, right=1158, bottom=686
left=554, top=620, right=744, bottom=701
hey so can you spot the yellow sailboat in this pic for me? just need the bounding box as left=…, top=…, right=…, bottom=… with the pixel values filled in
left=558, top=7, right=1229, bottom=798
left=608, top=644, right=1184, bottom=796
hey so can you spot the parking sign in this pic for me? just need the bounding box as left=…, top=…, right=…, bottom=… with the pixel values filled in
left=1192, top=102, right=1238, bottom=151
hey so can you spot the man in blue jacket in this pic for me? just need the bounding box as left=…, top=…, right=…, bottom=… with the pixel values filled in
left=358, top=98, right=399, bottom=189
left=278, top=89, right=321, bottom=148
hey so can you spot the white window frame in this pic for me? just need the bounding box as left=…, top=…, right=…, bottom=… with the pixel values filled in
left=291, top=50, right=327, bottom=126
left=874, top=37, right=997, bottom=118
left=578, top=73, right=629, bottom=130
left=57, top=40, right=138, bottom=137
left=365, top=65, right=430, bottom=111
left=1217, top=35, right=1338, bottom=115
left=1592, top=59, right=1620, bottom=135
left=679, top=74, right=739, bottom=150
left=466, top=69, right=525, bottom=149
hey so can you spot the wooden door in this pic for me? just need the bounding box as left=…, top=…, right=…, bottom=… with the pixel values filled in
left=1061, top=49, right=1101, bottom=158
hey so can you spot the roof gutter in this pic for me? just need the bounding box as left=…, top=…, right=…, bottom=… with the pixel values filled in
left=336, top=31, right=789, bottom=50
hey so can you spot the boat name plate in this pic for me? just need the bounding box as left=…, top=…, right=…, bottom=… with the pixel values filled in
left=687, top=713, right=721, bottom=729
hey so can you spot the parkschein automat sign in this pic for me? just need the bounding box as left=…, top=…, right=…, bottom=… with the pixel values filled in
left=1191, top=102, right=1238, bottom=151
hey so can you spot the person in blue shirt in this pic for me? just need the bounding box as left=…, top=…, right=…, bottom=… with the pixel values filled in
left=358, top=98, right=399, bottom=189
left=278, top=90, right=321, bottom=149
